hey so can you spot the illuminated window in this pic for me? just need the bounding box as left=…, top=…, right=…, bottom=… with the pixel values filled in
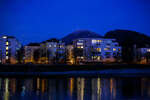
left=77, top=46, right=83, bottom=49
left=97, top=40, right=102, bottom=42
left=80, top=57, right=84, bottom=59
left=77, top=43, right=83, bottom=45
left=92, top=40, right=97, bottom=44
left=6, top=56, right=8, bottom=59
left=6, top=52, right=8, bottom=55
left=6, top=47, right=8, bottom=50
left=147, top=49, right=150, bottom=52
left=3, top=36, right=7, bottom=39
left=78, top=40, right=83, bottom=42
left=97, top=56, right=100, bottom=60
left=77, top=46, right=80, bottom=48
left=113, top=48, right=116, bottom=51
left=54, top=45, right=56, bottom=47
left=6, top=42, right=9, bottom=45
left=92, top=40, right=102, bottom=44
left=104, top=48, right=110, bottom=50
left=96, top=48, right=101, bottom=52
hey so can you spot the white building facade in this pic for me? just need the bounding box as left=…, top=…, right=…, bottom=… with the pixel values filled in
left=0, top=35, right=21, bottom=64
left=73, top=38, right=122, bottom=63
left=40, top=39, right=65, bottom=64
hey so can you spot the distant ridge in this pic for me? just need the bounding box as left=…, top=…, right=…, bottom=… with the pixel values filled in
left=62, top=30, right=102, bottom=45
left=105, top=29, right=150, bottom=47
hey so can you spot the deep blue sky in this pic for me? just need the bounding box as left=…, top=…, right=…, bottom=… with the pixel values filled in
left=0, top=0, right=150, bottom=45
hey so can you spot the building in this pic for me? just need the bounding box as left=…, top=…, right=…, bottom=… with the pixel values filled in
left=136, top=48, right=150, bottom=64
left=73, top=38, right=121, bottom=64
left=66, top=45, right=75, bottom=65
left=39, top=39, right=65, bottom=64
left=0, top=35, right=21, bottom=64
left=24, top=43, right=40, bottom=64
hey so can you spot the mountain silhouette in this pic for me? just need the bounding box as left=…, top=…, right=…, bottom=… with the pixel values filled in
left=62, top=30, right=102, bottom=45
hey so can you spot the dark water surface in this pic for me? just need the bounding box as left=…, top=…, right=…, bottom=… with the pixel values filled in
left=0, top=76, right=150, bottom=100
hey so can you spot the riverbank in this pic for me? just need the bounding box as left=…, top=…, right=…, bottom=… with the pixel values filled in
left=0, top=64, right=150, bottom=77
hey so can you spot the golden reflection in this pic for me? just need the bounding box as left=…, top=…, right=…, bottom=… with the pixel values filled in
left=92, top=78, right=101, bottom=100
left=4, top=78, right=9, bottom=100
left=110, top=78, right=116, bottom=99
left=97, top=78, right=101, bottom=100
left=37, top=78, right=40, bottom=90
left=41, top=79, right=47, bottom=93
left=77, top=78, right=85, bottom=100
left=70, top=78, right=74, bottom=96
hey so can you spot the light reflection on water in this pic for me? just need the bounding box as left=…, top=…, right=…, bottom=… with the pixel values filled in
left=0, top=77, right=149, bottom=100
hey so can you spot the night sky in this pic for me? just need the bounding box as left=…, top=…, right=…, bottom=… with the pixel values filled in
left=0, top=0, right=150, bottom=45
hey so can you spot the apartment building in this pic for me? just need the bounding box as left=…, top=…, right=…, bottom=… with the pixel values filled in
left=136, top=48, right=150, bottom=64
left=24, top=43, right=40, bottom=64
left=73, top=38, right=121, bottom=64
left=0, top=35, right=21, bottom=64
left=40, top=39, right=65, bottom=64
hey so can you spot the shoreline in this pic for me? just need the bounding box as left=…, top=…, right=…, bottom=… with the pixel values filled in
left=0, top=64, right=150, bottom=77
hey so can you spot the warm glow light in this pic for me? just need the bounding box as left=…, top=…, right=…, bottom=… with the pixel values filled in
left=6, top=42, right=9, bottom=45
left=77, top=46, right=84, bottom=49
left=96, top=48, right=101, bottom=52
left=6, top=47, right=8, bottom=50
left=6, top=52, right=8, bottom=55
left=104, top=48, right=110, bottom=50
left=92, top=40, right=102, bottom=44
left=97, top=56, right=100, bottom=60
left=80, top=46, right=83, bottom=48
left=70, top=78, right=74, bottom=96
left=80, top=56, right=84, bottom=59
left=97, top=40, right=102, bottom=42
left=6, top=56, right=8, bottom=60
left=113, top=48, right=116, bottom=51
left=37, top=78, right=40, bottom=90
left=147, top=49, right=150, bottom=52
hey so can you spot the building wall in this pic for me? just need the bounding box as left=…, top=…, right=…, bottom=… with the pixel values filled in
left=137, top=48, right=150, bottom=64
left=66, top=45, right=75, bottom=64
left=0, top=35, right=21, bottom=64
left=73, top=38, right=122, bottom=63
left=24, top=46, right=40, bottom=63
left=39, top=41, right=65, bottom=64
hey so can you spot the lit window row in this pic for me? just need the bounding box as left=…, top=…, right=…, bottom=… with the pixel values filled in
left=92, top=40, right=102, bottom=44
left=147, top=49, right=150, bottom=52
left=49, top=44, right=57, bottom=47
left=77, top=46, right=84, bottom=49
left=92, top=56, right=100, bottom=60
left=77, top=43, right=83, bottom=45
